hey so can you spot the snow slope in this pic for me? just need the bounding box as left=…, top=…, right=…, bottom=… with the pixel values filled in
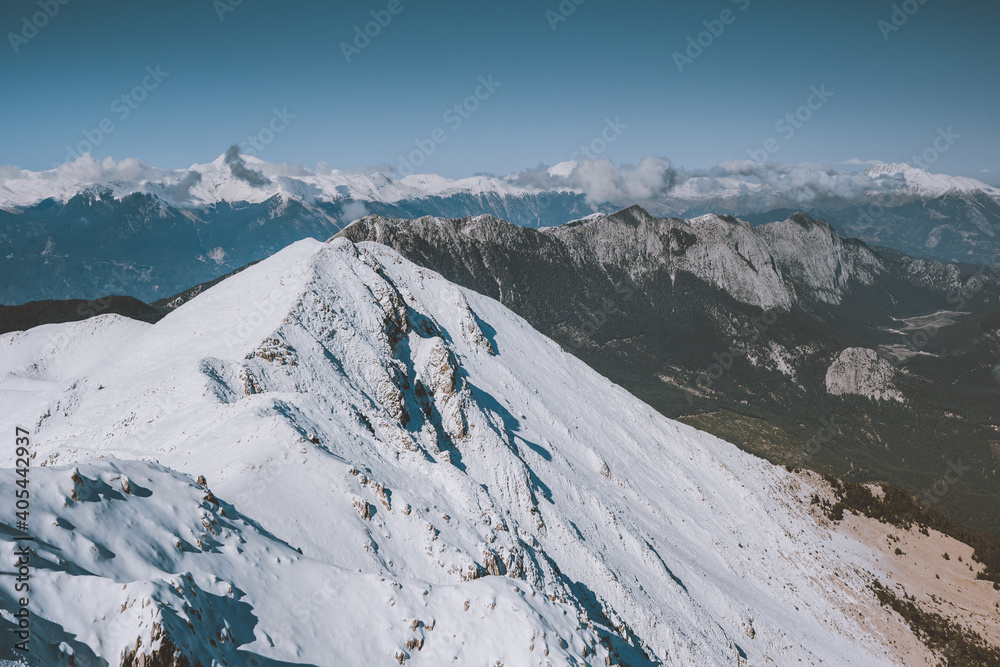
left=0, top=237, right=934, bottom=665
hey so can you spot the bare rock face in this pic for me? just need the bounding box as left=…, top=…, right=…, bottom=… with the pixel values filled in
left=825, top=348, right=904, bottom=402
left=757, top=213, right=885, bottom=305
left=546, top=207, right=798, bottom=311
left=121, top=623, right=197, bottom=667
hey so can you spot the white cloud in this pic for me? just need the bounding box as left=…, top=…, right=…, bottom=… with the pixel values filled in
left=0, top=154, right=184, bottom=207
left=505, top=156, right=680, bottom=204
left=341, top=201, right=370, bottom=223
left=52, top=154, right=176, bottom=184
left=0, top=152, right=951, bottom=212
left=674, top=160, right=914, bottom=206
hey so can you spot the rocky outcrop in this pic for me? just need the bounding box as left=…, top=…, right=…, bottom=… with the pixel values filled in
left=825, top=348, right=904, bottom=402
left=121, top=624, right=198, bottom=667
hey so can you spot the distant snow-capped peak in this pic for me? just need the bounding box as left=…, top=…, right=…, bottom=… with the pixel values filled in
left=0, top=152, right=534, bottom=209
left=862, top=162, right=1000, bottom=198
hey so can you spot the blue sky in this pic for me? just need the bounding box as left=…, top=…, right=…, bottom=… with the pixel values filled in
left=1, top=0, right=997, bottom=182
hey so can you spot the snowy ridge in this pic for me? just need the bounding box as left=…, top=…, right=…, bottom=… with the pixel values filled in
left=0, top=237, right=946, bottom=665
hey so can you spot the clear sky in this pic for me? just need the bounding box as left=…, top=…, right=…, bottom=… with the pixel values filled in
left=1, top=0, right=997, bottom=182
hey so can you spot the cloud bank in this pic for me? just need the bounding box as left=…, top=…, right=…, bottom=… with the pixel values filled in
left=503, top=156, right=917, bottom=208
left=505, top=156, right=682, bottom=205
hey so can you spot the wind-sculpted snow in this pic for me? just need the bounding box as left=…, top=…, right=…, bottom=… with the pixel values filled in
left=1, top=460, right=599, bottom=667
left=0, top=238, right=933, bottom=665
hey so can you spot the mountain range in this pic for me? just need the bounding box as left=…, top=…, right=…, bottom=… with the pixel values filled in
left=2, top=155, right=1000, bottom=305
left=4, top=153, right=1000, bottom=665
left=8, top=200, right=999, bottom=533
left=3, top=235, right=999, bottom=665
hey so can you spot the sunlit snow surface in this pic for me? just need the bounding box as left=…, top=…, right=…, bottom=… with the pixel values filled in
left=1, top=238, right=909, bottom=665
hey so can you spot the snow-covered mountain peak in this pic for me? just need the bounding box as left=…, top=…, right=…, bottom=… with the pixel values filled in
left=1, top=233, right=959, bottom=665
left=547, top=161, right=578, bottom=179
left=863, top=162, right=926, bottom=178
left=863, top=162, right=1000, bottom=198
